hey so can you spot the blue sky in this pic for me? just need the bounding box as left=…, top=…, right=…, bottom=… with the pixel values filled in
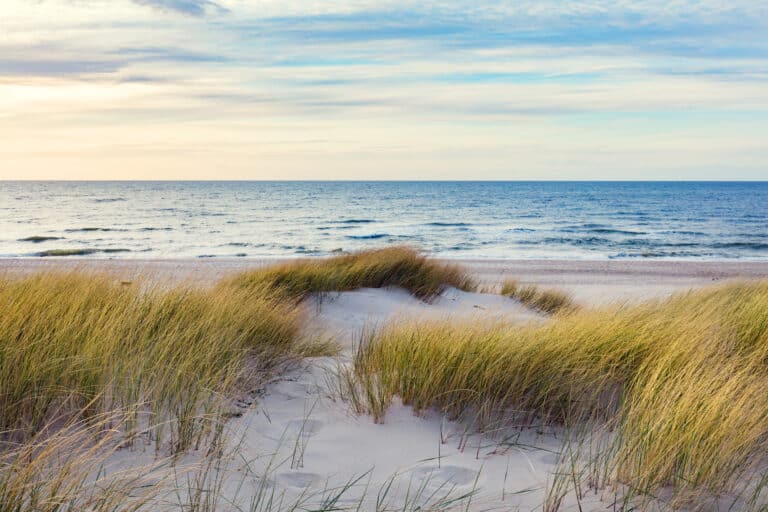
left=1, top=0, right=767, bottom=179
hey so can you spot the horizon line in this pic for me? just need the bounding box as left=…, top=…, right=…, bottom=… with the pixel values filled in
left=2, top=179, right=767, bottom=184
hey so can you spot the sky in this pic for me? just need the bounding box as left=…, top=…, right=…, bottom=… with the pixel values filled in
left=1, top=0, right=767, bottom=180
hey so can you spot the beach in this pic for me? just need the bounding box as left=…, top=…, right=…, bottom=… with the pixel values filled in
left=5, top=0, right=768, bottom=507
left=4, top=256, right=768, bottom=303
left=3, top=255, right=768, bottom=510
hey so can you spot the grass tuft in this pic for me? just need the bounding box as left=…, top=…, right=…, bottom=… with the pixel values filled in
left=0, top=271, right=314, bottom=448
left=223, top=246, right=476, bottom=301
left=349, top=281, right=768, bottom=506
left=501, top=278, right=577, bottom=314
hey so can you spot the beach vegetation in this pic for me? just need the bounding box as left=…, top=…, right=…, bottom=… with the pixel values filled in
left=223, top=246, right=476, bottom=301
left=501, top=278, right=577, bottom=314
left=347, top=281, right=768, bottom=508
left=0, top=271, right=318, bottom=450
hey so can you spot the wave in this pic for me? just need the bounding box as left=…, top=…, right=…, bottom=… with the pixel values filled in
left=519, top=236, right=612, bottom=246
left=295, top=246, right=322, bottom=254
left=445, top=244, right=473, bottom=251
left=709, top=242, right=768, bottom=251
left=590, top=228, right=647, bottom=235
left=426, top=222, right=471, bottom=227
left=561, top=225, right=647, bottom=235
left=317, top=225, right=357, bottom=230
left=346, top=233, right=389, bottom=240
left=93, top=197, right=127, bottom=203
left=609, top=250, right=710, bottom=259
left=333, top=219, right=377, bottom=224
left=65, top=227, right=128, bottom=232
left=37, top=248, right=130, bottom=257
left=18, top=236, right=63, bottom=243
left=657, top=230, right=708, bottom=237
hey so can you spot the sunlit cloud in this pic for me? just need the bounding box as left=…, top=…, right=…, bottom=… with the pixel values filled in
left=1, top=0, right=766, bottom=179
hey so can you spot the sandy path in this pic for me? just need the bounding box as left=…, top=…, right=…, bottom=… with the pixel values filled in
left=210, top=288, right=564, bottom=510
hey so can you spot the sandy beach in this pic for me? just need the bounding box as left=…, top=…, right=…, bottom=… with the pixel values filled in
left=5, top=0, right=768, bottom=507
left=4, top=257, right=768, bottom=304
left=3, top=256, right=768, bottom=510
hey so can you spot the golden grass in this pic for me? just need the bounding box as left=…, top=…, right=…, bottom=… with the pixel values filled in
left=350, top=282, right=768, bottom=506
left=0, top=271, right=313, bottom=449
left=0, top=249, right=478, bottom=509
left=222, top=246, right=476, bottom=301
left=500, top=278, right=577, bottom=314
left=0, top=412, right=167, bottom=512
left=0, top=247, right=470, bottom=452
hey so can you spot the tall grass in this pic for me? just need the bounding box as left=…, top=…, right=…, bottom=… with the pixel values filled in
left=0, top=248, right=475, bottom=509
left=0, top=411, right=167, bottom=512
left=0, top=271, right=310, bottom=449
left=222, top=246, right=476, bottom=301
left=349, top=282, right=768, bottom=507
left=500, top=279, right=577, bottom=314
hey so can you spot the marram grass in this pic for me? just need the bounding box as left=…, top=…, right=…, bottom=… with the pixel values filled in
left=222, top=246, right=476, bottom=301
left=0, top=271, right=310, bottom=448
left=350, top=281, right=768, bottom=507
left=0, top=247, right=470, bottom=446
left=500, top=278, right=577, bottom=314
left=0, top=247, right=478, bottom=510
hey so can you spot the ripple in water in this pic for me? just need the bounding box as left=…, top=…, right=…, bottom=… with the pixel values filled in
left=0, top=181, right=766, bottom=260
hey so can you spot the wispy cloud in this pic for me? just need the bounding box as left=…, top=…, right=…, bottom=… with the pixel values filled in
left=0, top=0, right=766, bottom=179
left=132, top=0, right=228, bottom=16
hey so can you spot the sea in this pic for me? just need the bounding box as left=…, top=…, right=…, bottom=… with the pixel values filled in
left=1, top=181, right=767, bottom=260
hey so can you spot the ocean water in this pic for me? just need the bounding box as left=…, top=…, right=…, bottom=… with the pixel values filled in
left=1, top=181, right=767, bottom=260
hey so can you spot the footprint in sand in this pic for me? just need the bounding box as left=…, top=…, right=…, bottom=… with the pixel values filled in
left=284, top=418, right=323, bottom=437
left=275, top=471, right=322, bottom=488
left=411, top=465, right=478, bottom=486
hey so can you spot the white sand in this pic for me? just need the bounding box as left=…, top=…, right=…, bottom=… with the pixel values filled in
left=5, top=258, right=767, bottom=509
left=158, top=288, right=579, bottom=510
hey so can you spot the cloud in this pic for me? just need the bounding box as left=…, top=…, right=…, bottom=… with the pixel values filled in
left=0, top=59, right=122, bottom=77
left=112, top=46, right=228, bottom=63
left=1, top=0, right=767, bottom=178
left=132, top=0, right=228, bottom=16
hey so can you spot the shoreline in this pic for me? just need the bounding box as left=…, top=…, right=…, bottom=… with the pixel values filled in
left=3, top=256, right=768, bottom=304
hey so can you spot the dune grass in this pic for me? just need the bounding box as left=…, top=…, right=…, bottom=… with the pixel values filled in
left=0, top=411, right=169, bottom=512
left=1, top=247, right=470, bottom=450
left=500, top=278, right=577, bottom=314
left=0, top=247, right=476, bottom=509
left=0, top=271, right=319, bottom=451
left=222, top=246, right=476, bottom=302
left=348, top=282, right=768, bottom=507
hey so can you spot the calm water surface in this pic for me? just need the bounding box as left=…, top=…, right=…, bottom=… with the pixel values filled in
left=1, top=181, right=767, bottom=260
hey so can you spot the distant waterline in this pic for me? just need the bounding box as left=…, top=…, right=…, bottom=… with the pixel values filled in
left=1, top=181, right=767, bottom=260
